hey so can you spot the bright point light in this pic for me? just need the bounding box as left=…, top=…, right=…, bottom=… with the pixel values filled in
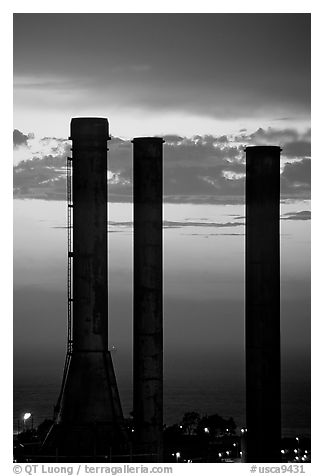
left=23, top=413, right=31, bottom=421
left=171, top=453, right=174, bottom=457
left=240, top=451, right=242, bottom=456
left=218, top=453, right=222, bottom=458
left=179, top=425, right=182, bottom=429
left=296, top=437, right=299, bottom=441
left=233, top=443, right=236, bottom=447
left=305, top=450, right=308, bottom=454
left=295, top=457, right=299, bottom=461
left=294, top=449, right=298, bottom=453
left=226, top=428, right=229, bottom=432
left=281, top=450, right=285, bottom=454
left=204, top=427, right=209, bottom=433
left=176, top=452, right=180, bottom=458
left=226, top=451, right=230, bottom=455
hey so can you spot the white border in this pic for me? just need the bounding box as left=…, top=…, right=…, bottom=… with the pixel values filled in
left=4, top=4, right=321, bottom=475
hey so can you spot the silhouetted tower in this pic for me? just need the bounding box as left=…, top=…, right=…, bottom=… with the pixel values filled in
left=245, top=146, right=281, bottom=462
left=132, top=137, right=164, bottom=462
left=43, top=118, right=127, bottom=458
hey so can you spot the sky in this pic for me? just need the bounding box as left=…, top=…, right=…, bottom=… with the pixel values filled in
left=13, top=14, right=310, bottom=138
left=13, top=14, right=311, bottom=205
left=13, top=13, right=311, bottom=434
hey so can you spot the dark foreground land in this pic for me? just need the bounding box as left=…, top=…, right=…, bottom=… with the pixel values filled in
left=13, top=413, right=311, bottom=463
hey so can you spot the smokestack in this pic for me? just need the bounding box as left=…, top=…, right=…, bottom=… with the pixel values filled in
left=43, top=118, right=127, bottom=458
left=132, top=137, right=164, bottom=462
left=245, top=146, right=281, bottom=462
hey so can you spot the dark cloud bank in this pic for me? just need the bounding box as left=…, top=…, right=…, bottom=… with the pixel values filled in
left=14, top=14, right=310, bottom=121
left=13, top=127, right=310, bottom=204
left=13, top=129, right=34, bottom=148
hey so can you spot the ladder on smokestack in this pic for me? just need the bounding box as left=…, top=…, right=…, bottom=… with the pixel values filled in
left=53, top=156, right=73, bottom=417
left=66, top=155, right=73, bottom=357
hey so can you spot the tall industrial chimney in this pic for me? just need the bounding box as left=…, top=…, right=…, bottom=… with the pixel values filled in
left=245, top=146, right=281, bottom=462
left=132, top=137, right=164, bottom=462
left=43, top=118, right=127, bottom=458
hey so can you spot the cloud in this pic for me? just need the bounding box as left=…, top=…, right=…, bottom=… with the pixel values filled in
left=13, top=130, right=70, bottom=166
left=281, top=159, right=311, bottom=197
left=238, top=127, right=299, bottom=144
left=283, top=141, right=311, bottom=158
left=54, top=210, right=310, bottom=234
left=164, top=135, right=185, bottom=144
left=13, top=127, right=311, bottom=203
left=235, top=127, right=311, bottom=158
left=163, top=220, right=243, bottom=229
left=13, top=129, right=34, bottom=148
left=185, top=233, right=244, bottom=236
left=54, top=220, right=244, bottom=231
left=223, top=210, right=311, bottom=222
left=281, top=210, right=311, bottom=221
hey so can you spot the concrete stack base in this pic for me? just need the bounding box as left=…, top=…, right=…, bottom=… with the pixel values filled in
left=42, top=351, right=128, bottom=459
left=42, top=422, right=129, bottom=461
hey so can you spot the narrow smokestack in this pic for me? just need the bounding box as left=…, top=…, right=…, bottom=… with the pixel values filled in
left=43, top=118, right=127, bottom=458
left=132, top=137, right=164, bottom=462
left=245, top=146, right=281, bottom=462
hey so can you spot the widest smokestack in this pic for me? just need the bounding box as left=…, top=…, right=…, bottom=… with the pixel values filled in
left=245, top=145, right=281, bottom=462
left=43, top=118, right=127, bottom=458
left=72, top=118, right=109, bottom=353
left=132, top=137, right=164, bottom=462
